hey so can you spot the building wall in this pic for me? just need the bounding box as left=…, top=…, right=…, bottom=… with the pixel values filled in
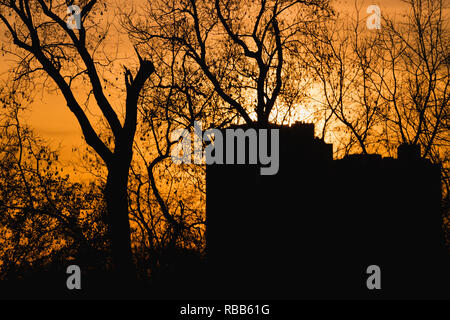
left=205, top=123, right=448, bottom=299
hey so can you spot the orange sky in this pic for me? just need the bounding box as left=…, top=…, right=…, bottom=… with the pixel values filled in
left=0, top=0, right=429, bottom=163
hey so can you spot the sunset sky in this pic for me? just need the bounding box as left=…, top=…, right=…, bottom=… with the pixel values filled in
left=0, top=0, right=439, bottom=162
left=0, top=0, right=448, bottom=300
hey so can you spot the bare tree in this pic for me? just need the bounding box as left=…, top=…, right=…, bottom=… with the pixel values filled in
left=126, top=42, right=215, bottom=282
left=298, top=4, right=385, bottom=156
left=0, top=81, right=108, bottom=280
left=123, top=0, right=332, bottom=126
left=301, top=0, right=448, bottom=165
left=301, top=0, right=449, bottom=242
left=375, top=0, right=449, bottom=159
left=0, top=0, right=155, bottom=281
left=377, top=0, right=450, bottom=241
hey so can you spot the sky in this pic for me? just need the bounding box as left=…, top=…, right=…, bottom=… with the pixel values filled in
left=0, top=0, right=440, bottom=163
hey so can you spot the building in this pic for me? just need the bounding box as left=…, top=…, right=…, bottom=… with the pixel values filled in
left=205, top=122, right=448, bottom=299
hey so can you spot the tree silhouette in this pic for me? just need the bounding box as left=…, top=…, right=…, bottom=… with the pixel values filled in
left=124, top=0, right=332, bottom=126
left=0, top=0, right=447, bottom=299
left=298, top=6, right=383, bottom=155
left=0, top=82, right=109, bottom=291
left=0, top=0, right=154, bottom=282
left=300, top=0, right=449, bottom=243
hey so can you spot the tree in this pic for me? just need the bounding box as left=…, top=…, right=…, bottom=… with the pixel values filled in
left=0, top=0, right=154, bottom=282
left=298, top=5, right=384, bottom=156
left=378, top=0, right=449, bottom=243
left=124, top=0, right=332, bottom=127
left=126, top=40, right=214, bottom=289
left=0, top=82, right=109, bottom=285
left=301, top=0, right=449, bottom=244
left=375, top=0, right=449, bottom=164
left=301, top=0, right=448, bottom=162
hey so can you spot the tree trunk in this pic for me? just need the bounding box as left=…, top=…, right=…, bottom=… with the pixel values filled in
left=104, top=156, right=136, bottom=285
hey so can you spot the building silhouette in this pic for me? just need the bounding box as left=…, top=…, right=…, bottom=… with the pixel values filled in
left=205, top=122, right=448, bottom=299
